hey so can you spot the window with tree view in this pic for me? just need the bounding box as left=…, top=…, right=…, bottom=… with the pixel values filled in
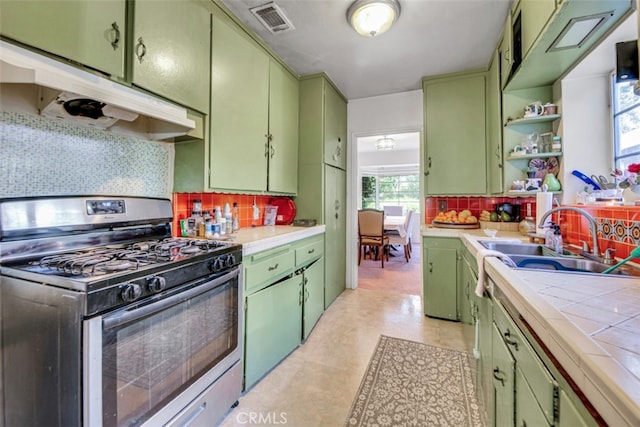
left=361, top=175, right=420, bottom=213
left=613, top=79, right=640, bottom=171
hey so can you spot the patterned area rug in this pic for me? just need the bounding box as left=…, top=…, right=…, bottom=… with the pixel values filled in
left=345, top=335, right=483, bottom=427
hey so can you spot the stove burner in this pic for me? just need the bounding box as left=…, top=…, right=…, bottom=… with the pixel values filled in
left=24, top=238, right=232, bottom=278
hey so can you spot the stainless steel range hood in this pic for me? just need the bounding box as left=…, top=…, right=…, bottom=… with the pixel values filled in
left=0, top=41, right=196, bottom=140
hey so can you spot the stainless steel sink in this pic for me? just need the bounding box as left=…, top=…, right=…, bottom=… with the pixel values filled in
left=506, top=255, right=640, bottom=278
left=478, top=241, right=578, bottom=257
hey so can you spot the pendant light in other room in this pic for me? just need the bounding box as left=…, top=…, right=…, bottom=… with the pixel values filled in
left=376, top=136, right=395, bottom=151
left=347, top=0, right=401, bottom=37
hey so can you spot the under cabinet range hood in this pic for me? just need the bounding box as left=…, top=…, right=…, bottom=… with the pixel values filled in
left=0, top=41, right=195, bottom=140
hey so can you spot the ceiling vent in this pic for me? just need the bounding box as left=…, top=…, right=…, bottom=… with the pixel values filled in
left=250, top=2, right=295, bottom=34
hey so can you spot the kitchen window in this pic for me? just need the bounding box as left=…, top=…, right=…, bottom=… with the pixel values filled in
left=612, top=77, right=640, bottom=170
left=362, top=174, right=420, bottom=213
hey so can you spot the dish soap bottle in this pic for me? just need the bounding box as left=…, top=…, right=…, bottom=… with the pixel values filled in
left=544, top=222, right=556, bottom=250
left=553, top=224, right=563, bottom=254
left=232, top=202, right=239, bottom=232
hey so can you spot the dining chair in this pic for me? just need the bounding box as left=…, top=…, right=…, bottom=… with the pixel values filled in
left=358, top=209, right=389, bottom=268
left=383, top=205, right=403, bottom=216
left=386, top=209, right=413, bottom=262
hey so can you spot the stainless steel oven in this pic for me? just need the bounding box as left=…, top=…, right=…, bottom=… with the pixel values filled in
left=0, top=196, right=243, bottom=427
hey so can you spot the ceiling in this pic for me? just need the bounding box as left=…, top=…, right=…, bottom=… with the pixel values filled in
left=218, top=0, right=513, bottom=100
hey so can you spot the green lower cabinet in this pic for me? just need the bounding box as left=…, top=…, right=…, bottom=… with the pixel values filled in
left=423, top=237, right=459, bottom=320
left=324, top=165, right=346, bottom=308
left=244, top=275, right=303, bottom=390
left=302, top=257, right=325, bottom=339
left=492, top=323, right=515, bottom=427
left=558, top=389, right=590, bottom=427
left=517, top=367, right=551, bottom=427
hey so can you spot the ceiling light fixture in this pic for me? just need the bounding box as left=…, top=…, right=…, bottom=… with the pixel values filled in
left=347, top=0, right=401, bottom=37
left=376, top=136, right=395, bottom=150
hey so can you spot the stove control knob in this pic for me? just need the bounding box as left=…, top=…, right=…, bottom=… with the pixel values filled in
left=225, top=254, right=236, bottom=267
left=121, top=283, right=142, bottom=302
left=210, top=257, right=223, bottom=272
left=147, top=276, right=166, bottom=293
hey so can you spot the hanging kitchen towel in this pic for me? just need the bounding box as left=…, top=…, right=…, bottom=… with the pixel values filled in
left=536, top=191, right=553, bottom=235
left=475, top=249, right=517, bottom=297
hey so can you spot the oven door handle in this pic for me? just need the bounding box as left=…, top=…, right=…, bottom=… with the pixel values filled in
left=103, top=267, right=239, bottom=330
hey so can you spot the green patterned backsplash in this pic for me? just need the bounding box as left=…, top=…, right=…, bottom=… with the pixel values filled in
left=0, top=111, right=174, bottom=199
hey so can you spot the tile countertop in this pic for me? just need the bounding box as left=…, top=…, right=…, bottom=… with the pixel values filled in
left=421, top=226, right=640, bottom=426
left=222, top=225, right=325, bottom=256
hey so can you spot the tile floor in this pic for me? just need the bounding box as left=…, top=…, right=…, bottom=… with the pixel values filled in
left=219, top=288, right=469, bottom=427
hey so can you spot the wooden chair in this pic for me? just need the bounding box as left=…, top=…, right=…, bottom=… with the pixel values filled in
left=386, top=209, right=414, bottom=262
left=358, top=209, right=389, bottom=268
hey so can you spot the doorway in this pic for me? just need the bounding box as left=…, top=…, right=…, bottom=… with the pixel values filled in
left=350, top=131, right=423, bottom=295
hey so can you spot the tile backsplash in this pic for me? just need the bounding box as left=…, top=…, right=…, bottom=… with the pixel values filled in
left=426, top=196, right=640, bottom=260
left=0, top=111, right=173, bottom=198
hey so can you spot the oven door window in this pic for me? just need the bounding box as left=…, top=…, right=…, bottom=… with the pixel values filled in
left=101, top=271, right=239, bottom=426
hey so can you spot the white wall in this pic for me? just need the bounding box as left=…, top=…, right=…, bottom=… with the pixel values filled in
left=345, top=89, right=424, bottom=289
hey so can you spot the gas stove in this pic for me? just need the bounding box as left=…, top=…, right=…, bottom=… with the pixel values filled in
left=0, top=196, right=242, bottom=315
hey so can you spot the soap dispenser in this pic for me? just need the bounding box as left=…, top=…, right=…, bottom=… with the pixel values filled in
left=553, top=224, right=563, bottom=254
left=544, top=222, right=556, bottom=249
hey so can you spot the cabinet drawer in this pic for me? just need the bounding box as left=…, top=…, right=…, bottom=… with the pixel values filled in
left=245, top=247, right=295, bottom=295
left=295, top=237, right=324, bottom=268
left=494, top=299, right=555, bottom=424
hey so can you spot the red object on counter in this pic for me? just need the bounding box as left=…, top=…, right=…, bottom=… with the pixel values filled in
left=269, top=198, right=296, bottom=225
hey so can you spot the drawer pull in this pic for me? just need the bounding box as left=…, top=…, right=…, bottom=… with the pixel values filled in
left=504, top=330, right=519, bottom=351
left=268, top=263, right=279, bottom=271
left=307, top=249, right=315, bottom=254
left=493, top=368, right=505, bottom=386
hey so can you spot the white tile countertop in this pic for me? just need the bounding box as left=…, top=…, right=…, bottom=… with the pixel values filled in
left=221, top=225, right=325, bottom=256
left=445, top=229, right=640, bottom=426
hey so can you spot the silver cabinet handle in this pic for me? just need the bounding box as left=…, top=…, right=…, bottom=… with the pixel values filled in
left=503, top=330, right=519, bottom=351
left=135, top=37, right=147, bottom=63
left=110, top=22, right=121, bottom=50
left=270, top=145, right=275, bottom=159
left=264, top=141, right=269, bottom=157
left=268, top=263, right=279, bottom=271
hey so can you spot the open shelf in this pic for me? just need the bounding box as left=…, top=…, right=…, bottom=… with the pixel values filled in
left=506, top=152, right=563, bottom=161
left=505, top=114, right=561, bottom=126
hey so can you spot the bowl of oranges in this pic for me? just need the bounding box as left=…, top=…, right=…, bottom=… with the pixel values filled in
left=432, top=209, right=479, bottom=229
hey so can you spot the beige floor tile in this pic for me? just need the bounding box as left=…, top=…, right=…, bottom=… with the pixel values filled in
left=219, top=288, right=468, bottom=427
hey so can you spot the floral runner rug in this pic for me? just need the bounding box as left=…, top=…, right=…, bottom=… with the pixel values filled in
left=344, top=335, right=483, bottom=426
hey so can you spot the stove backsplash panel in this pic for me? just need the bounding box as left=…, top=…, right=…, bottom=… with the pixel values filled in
left=0, top=111, right=173, bottom=198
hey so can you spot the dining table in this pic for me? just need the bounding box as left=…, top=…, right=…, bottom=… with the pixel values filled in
left=384, top=215, right=407, bottom=237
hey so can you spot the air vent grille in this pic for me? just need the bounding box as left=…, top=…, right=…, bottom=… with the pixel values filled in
left=250, top=2, right=294, bottom=34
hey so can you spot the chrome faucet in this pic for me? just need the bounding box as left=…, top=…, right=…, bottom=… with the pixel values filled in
left=538, top=206, right=600, bottom=260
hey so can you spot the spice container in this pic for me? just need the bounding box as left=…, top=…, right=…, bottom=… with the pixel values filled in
left=552, top=136, right=562, bottom=152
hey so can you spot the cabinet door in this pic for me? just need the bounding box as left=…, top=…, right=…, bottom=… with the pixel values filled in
left=516, top=367, right=551, bottom=427
left=477, top=295, right=494, bottom=425
left=268, top=59, right=299, bottom=194
left=303, top=257, right=325, bottom=339
left=323, top=83, right=347, bottom=170
left=132, top=0, right=210, bottom=112
left=425, top=74, right=487, bottom=195
left=423, top=246, right=458, bottom=320
left=244, top=275, right=303, bottom=390
left=500, top=13, right=514, bottom=89
left=324, top=166, right=346, bottom=308
left=558, top=389, right=590, bottom=427
left=520, top=0, right=556, bottom=59
left=492, top=323, right=515, bottom=427
left=487, top=48, right=503, bottom=194
left=210, top=8, right=269, bottom=192
left=0, top=0, right=125, bottom=78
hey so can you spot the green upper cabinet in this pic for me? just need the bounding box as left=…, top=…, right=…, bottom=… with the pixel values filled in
left=0, top=0, right=126, bottom=78
left=487, top=49, right=503, bottom=195
left=208, top=6, right=298, bottom=194
left=424, top=72, right=487, bottom=195
left=210, top=7, right=269, bottom=193
left=516, top=0, right=556, bottom=60
left=267, top=59, right=299, bottom=194
left=132, top=0, right=211, bottom=113
left=323, top=82, right=348, bottom=170
left=499, top=13, right=513, bottom=90
left=298, top=75, right=348, bottom=172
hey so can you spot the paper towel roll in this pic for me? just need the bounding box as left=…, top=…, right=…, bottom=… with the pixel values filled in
left=536, top=191, right=553, bottom=235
